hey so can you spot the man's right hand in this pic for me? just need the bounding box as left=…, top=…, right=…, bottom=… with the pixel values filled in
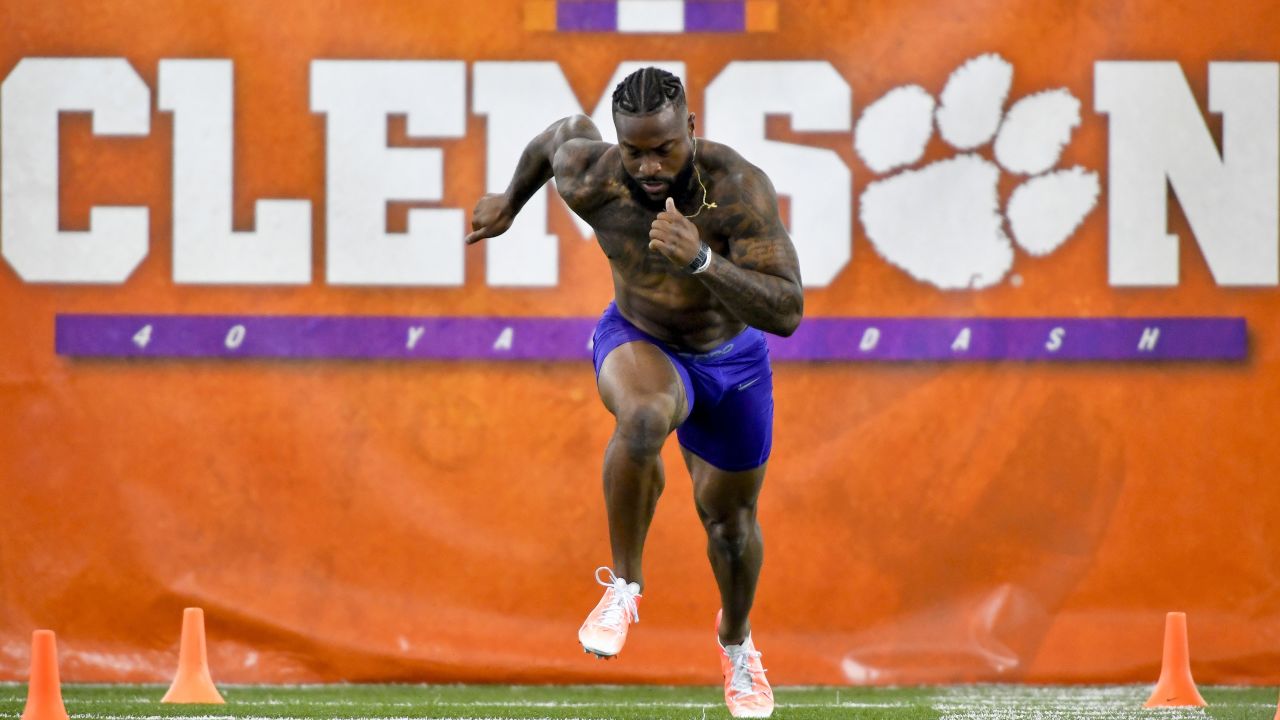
left=466, top=193, right=517, bottom=244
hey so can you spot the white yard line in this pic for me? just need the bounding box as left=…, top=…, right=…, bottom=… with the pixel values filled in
left=2, top=698, right=909, bottom=709
left=931, top=685, right=1215, bottom=720
left=3, top=684, right=1268, bottom=719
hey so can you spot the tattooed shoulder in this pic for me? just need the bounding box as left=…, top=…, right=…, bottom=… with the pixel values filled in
left=708, top=154, right=786, bottom=244
left=553, top=141, right=616, bottom=213
left=700, top=146, right=798, bottom=281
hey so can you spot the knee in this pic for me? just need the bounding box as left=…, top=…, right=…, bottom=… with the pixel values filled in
left=704, top=508, right=756, bottom=557
left=613, top=400, right=675, bottom=460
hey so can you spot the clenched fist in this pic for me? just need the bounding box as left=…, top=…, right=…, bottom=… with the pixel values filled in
left=648, top=197, right=703, bottom=268
left=467, top=193, right=517, bottom=245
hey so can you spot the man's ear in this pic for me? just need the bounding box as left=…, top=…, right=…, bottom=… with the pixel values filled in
left=687, top=112, right=697, bottom=136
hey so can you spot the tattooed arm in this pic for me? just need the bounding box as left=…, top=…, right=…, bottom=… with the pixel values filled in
left=648, top=166, right=804, bottom=336
left=467, top=115, right=605, bottom=244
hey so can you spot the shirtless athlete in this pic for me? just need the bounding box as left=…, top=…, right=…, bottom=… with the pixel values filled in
left=467, top=68, right=802, bottom=719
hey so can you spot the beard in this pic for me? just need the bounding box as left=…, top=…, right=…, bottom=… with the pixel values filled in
left=622, top=154, right=697, bottom=212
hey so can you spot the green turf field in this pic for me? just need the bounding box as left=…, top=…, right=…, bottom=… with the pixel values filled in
left=1, top=683, right=1276, bottom=720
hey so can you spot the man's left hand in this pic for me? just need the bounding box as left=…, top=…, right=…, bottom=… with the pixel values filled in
left=648, top=197, right=701, bottom=267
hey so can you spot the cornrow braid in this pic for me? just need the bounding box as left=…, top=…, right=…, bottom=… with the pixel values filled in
left=612, top=67, right=686, bottom=115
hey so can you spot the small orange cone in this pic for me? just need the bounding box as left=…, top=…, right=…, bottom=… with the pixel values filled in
left=161, top=608, right=225, bottom=704
left=21, top=630, right=69, bottom=720
left=1144, top=611, right=1207, bottom=707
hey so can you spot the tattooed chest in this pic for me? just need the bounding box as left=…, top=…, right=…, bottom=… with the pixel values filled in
left=597, top=231, right=681, bottom=286
left=585, top=199, right=727, bottom=284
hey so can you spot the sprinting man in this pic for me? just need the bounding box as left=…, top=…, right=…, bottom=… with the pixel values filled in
left=467, top=67, right=801, bottom=719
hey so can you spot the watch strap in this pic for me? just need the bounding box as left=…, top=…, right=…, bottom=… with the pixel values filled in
left=686, top=243, right=712, bottom=275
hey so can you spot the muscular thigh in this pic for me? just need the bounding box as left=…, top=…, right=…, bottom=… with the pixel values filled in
left=683, top=449, right=766, bottom=521
left=597, top=340, right=690, bottom=425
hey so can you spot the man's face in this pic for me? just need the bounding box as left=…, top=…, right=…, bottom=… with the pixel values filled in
left=614, top=104, right=694, bottom=205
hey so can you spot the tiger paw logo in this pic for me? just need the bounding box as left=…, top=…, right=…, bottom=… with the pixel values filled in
left=856, top=53, right=1100, bottom=290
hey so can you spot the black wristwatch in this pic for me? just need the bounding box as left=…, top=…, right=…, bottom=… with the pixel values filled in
left=685, top=242, right=712, bottom=275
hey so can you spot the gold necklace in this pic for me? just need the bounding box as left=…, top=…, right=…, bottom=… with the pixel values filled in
left=683, top=137, right=718, bottom=219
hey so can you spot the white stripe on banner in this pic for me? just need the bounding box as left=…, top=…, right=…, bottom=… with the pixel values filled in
left=618, top=0, right=685, bottom=32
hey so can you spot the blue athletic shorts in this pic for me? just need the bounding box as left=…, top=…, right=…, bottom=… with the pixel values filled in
left=591, top=302, right=773, bottom=472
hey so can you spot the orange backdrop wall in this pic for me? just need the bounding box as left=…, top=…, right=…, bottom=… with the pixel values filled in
left=3, top=0, right=1280, bottom=686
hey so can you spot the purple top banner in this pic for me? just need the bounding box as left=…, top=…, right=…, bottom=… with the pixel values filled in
left=55, top=314, right=1247, bottom=362
left=557, top=1, right=747, bottom=33
left=557, top=1, right=615, bottom=31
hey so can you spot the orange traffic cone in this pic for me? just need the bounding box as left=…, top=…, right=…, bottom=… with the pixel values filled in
left=21, top=630, right=69, bottom=720
left=161, top=608, right=225, bottom=704
left=1144, top=611, right=1207, bottom=707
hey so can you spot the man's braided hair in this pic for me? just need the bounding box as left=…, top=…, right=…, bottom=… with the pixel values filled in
left=612, top=67, right=686, bottom=116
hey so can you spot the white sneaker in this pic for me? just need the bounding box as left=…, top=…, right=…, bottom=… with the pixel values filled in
left=717, top=609, right=774, bottom=718
left=577, top=567, right=641, bottom=659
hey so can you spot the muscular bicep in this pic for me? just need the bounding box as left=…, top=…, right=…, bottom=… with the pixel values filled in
left=723, top=170, right=802, bottom=286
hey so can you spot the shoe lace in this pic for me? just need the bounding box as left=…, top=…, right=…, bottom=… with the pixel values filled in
left=726, top=644, right=768, bottom=699
left=594, top=567, right=640, bottom=630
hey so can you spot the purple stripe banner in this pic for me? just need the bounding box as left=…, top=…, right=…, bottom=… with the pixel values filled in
left=770, top=317, right=1246, bottom=361
left=55, top=314, right=1247, bottom=362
